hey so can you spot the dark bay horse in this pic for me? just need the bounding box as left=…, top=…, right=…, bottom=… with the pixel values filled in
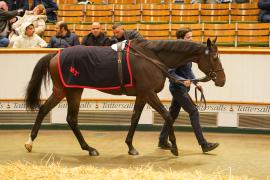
left=24, top=38, right=225, bottom=156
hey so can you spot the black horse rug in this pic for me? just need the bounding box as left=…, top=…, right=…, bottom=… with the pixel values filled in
left=57, top=44, right=133, bottom=90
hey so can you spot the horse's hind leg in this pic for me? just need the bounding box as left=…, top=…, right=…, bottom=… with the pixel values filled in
left=65, top=88, right=99, bottom=156
left=25, top=91, right=65, bottom=152
left=145, top=92, right=178, bottom=156
left=125, top=96, right=146, bottom=155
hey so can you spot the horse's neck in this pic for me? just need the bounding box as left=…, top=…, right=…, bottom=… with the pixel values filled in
left=132, top=40, right=203, bottom=68
left=157, top=50, right=200, bottom=69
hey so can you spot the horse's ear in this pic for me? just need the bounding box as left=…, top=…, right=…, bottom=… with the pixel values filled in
left=213, top=36, right=217, bottom=44
left=207, top=38, right=211, bottom=47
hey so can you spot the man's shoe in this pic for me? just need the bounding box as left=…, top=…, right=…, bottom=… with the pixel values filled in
left=201, top=142, right=219, bottom=153
left=158, top=141, right=172, bottom=150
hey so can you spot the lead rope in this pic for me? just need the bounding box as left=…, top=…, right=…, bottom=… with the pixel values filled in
left=193, top=83, right=207, bottom=110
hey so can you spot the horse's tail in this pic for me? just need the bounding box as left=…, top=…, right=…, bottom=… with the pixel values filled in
left=25, top=52, right=57, bottom=110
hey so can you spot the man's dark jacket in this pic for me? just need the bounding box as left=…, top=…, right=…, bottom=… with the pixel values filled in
left=47, top=31, right=80, bottom=48
left=82, top=32, right=111, bottom=46
left=169, top=63, right=196, bottom=91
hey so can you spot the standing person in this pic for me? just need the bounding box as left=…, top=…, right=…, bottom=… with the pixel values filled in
left=111, top=23, right=144, bottom=44
left=47, top=21, right=80, bottom=48
left=0, top=1, right=23, bottom=47
left=158, top=27, right=219, bottom=153
left=81, top=22, right=111, bottom=46
left=31, top=0, right=58, bottom=23
left=12, top=22, right=47, bottom=48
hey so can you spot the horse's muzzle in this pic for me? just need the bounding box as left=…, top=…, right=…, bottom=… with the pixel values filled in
left=215, top=80, right=225, bottom=87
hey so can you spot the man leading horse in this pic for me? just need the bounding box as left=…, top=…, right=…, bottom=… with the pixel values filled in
left=158, top=27, right=219, bottom=153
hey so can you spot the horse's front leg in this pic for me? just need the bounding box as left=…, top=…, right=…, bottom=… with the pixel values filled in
left=125, top=96, right=146, bottom=155
left=146, top=92, right=178, bottom=156
left=66, top=89, right=99, bottom=156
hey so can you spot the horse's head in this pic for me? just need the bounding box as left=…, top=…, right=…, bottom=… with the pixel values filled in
left=198, top=38, right=226, bottom=87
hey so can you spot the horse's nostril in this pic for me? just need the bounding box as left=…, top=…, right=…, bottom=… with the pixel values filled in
left=216, top=81, right=225, bottom=87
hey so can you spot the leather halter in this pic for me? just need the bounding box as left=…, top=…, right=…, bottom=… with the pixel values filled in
left=204, top=49, right=224, bottom=81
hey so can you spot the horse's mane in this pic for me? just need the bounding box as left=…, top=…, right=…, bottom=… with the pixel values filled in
left=134, top=39, right=204, bottom=54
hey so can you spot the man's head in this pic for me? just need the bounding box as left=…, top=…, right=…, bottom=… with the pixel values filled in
left=176, top=27, right=192, bottom=41
left=0, top=1, right=8, bottom=11
left=112, top=23, right=125, bottom=39
left=91, top=22, right=101, bottom=37
left=55, top=21, right=69, bottom=36
left=25, top=24, right=35, bottom=37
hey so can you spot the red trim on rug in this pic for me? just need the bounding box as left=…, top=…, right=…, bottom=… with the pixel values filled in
left=57, top=45, right=134, bottom=90
left=57, top=49, right=69, bottom=88
left=125, top=40, right=133, bottom=88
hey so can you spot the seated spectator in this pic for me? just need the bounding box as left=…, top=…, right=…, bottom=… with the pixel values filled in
left=6, top=0, right=29, bottom=12
left=47, top=21, right=80, bottom=48
left=13, top=22, right=47, bottom=48
left=9, top=4, right=47, bottom=46
left=31, top=0, right=58, bottom=23
left=111, top=23, right=144, bottom=44
left=81, top=22, right=111, bottom=46
left=258, top=0, right=270, bottom=22
left=0, top=1, right=23, bottom=47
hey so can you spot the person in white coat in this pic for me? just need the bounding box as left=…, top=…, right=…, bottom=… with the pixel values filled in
left=12, top=22, right=47, bottom=48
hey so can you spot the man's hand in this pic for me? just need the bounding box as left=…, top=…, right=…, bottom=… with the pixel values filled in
left=183, top=80, right=191, bottom=87
left=9, top=17, right=17, bottom=23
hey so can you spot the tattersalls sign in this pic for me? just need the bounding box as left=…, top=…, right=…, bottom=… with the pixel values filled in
left=1, top=100, right=270, bottom=114
left=0, top=100, right=270, bottom=127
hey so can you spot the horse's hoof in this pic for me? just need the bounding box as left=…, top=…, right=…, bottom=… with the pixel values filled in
left=25, top=144, right=32, bottom=152
left=89, top=149, right=99, bottom=156
left=170, top=147, right=178, bottom=156
left=128, top=149, right=139, bottom=155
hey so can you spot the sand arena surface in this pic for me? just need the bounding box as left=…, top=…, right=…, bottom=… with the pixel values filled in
left=0, top=130, right=269, bottom=179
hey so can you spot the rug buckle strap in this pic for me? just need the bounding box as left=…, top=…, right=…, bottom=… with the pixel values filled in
left=117, top=42, right=126, bottom=94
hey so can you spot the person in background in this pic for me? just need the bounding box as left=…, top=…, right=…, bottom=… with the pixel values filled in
left=12, top=22, right=47, bottom=48
left=81, top=22, right=111, bottom=46
left=111, top=23, right=144, bottom=44
left=158, top=27, right=219, bottom=153
left=5, top=0, right=29, bottom=12
left=258, top=0, right=270, bottom=22
left=47, top=21, right=80, bottom=48
left=9, top=4, right=47, bottom=47
left=31, top=0, right=58, bottom=23
left=0, top=1, right=23, bottom=47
